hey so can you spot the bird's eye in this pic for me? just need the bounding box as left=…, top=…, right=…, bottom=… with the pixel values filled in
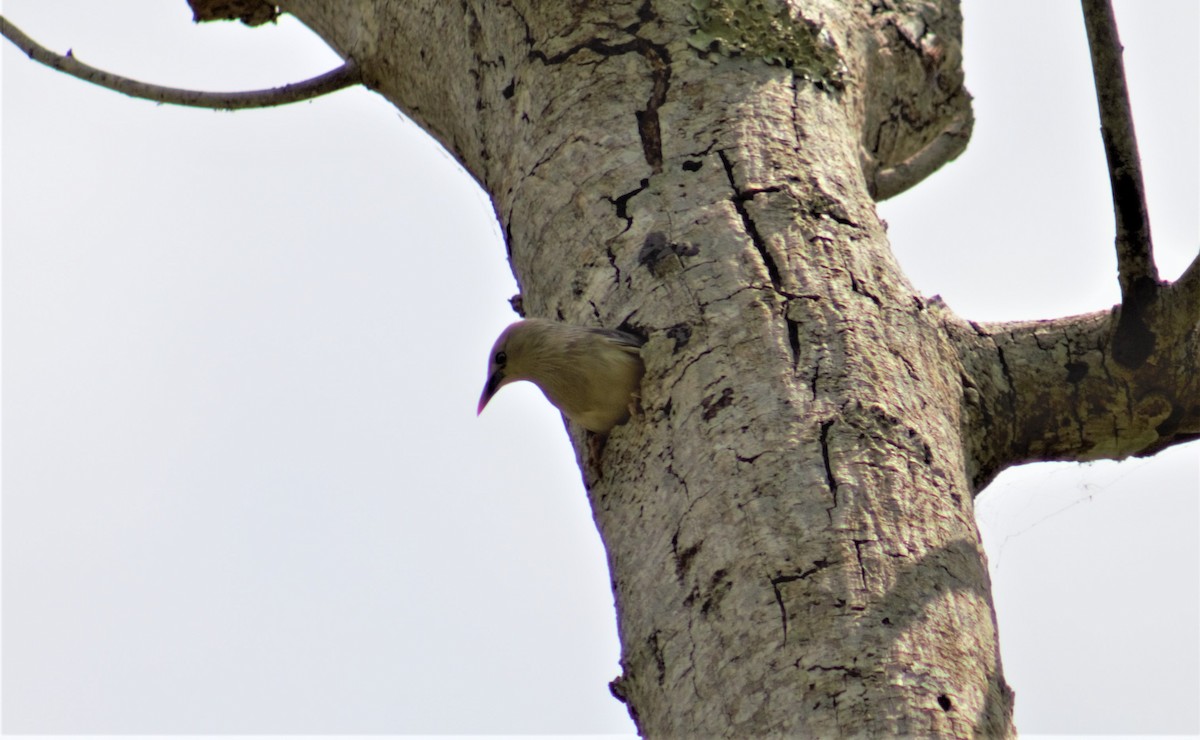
left=494, top=350, right=507, bottom=366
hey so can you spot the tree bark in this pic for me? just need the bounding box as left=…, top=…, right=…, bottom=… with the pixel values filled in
left=253, top=0, right=1195, bottom=735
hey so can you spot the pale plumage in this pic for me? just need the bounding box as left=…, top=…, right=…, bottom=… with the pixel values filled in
left=477, top=319, right=644, bottom=433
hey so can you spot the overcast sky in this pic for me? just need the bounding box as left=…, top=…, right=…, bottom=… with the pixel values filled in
left=2, top=0, right=1197, bottom=736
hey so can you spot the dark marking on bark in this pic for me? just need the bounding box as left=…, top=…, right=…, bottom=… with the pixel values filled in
left=647, top=630, right=667, bottom=685
left=701, top=569, right=731, bottom=616
left=772, top=559, right=834, bottom=587
left=605, top=245, right=623, bottom=286
left=1065, top=360, right=1089, bottom=383
left=682, top=159, right=703, bottom=171
left=502, top=78, right=515, bottom=99
left=638, top=231, right=670, bottom=269
left=633, top=0, right=655, bottom=25
left=638, top=230, right=694, bottom=278
left=671, top=532, right=702, bottom=581
left=666, top=323, right=692, bottom=352
left=610, top=178, right=650, bottom=231
left=787, top=318, right=802, bottom=367
left=815, top=202, right=858, bottom=228
left=1113, top=314, right=1155, bottom=368
left=677, top=348, right=716, bottom=387
left=635, top=41, right=670, bottom=173
left=701, top=387, right=734, bottom=420
left=849, top=271, right=883, bottom=307
left=892, top=348, right=920, bottom=381
left=1113, top=275, right=1160, bottom=369
left=665, top=461, right=691, bottom=500
left=938, top=694, right=954, bottom=711
left=811, top=664, right=864, bottom=678
left=682, top=586, right=698, bottom=608
left=770, top=578, right=789, bottom=645
left=852, top=539, right=870, bottom=590
left=616, top=315, right=648, bottom=343
left=534, top=35, right=669, bottom=173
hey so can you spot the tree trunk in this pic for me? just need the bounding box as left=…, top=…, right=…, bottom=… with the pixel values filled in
left=265, top=0, right=1196, bottom=735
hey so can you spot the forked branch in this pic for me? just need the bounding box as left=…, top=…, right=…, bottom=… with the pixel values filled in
left=0, top=15, right=360, bottom=110
left=949, top=3, right=1199, bottom=488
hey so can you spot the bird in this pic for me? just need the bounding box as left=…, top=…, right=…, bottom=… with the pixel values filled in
left=477, top=318, right=645, bottom=434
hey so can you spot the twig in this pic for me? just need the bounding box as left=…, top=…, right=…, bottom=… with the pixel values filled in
left=0, top=14, right=361, bottom=110
left=1080, top=0, right=1158, bottom=298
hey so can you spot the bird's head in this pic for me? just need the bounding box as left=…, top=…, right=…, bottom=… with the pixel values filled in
left=476, top=319, right=562, bottom=416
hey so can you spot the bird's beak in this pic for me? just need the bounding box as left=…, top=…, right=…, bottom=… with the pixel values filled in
left=477, top=370, right=504, bottom=416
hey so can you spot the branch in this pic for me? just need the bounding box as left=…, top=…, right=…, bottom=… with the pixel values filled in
left=947, top=302, right=1199, bottom=493
left=0, top=15, right=360, bottom=110
left=870, top=109, right=973, bottom=201
left=1080, top=0, right=1158, bottom=298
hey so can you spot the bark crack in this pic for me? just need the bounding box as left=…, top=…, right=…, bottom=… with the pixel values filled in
left=787, top=315, right=802, bottom=368
left=606, top=244, right=624, bottom=287
left=608, top=178, right=650, bottom=233
left=770, top=578, right=789, bottom=646
left=852, top=539, right=871, bottom=591
left=820, top=419, right=839, bottom=522
left=717, top=150, right=802, bottom=368
left=769, top=559, right=835, bottom=646
left=532, top=34, right=670, bottom=173
left=809, top=354, right=821, bottom=400
left=718, top=150, right=783, bottom=291
left=677, top=348, right=716, bottom=387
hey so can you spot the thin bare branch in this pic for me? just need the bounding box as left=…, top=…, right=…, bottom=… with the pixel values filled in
left=0, top=14, right=360, bottom=110
left=1080, top=0, right=1158, bottom=297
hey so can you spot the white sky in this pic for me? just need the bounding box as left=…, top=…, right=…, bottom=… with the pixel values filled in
left=1, top=0, right=1196, bottom=736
